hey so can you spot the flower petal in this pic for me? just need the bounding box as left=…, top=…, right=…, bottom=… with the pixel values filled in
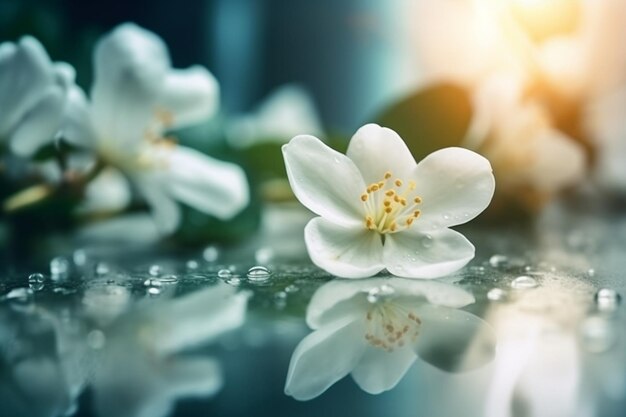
left=383, top=228, right=475, bottom=279
left=158, top=146, right=249, bottom=220
left=9, top=86, right=66, bottom=156
left=134, top=175, right=181, bottom=234
left=283, top=135, right=365, bottom=225
left=0, top=36, right=55, bottom=136
left=307, top=278, right=475, bottom=329
left=159, top=66, right=219, bottom=129
left=412, top=147, right=495, bottom=229
left=413, top=304, right=496, bottom=372
left=91, top=23, right=169, bottom=148
left=351, top=345, right=417, bottom=394
left=59, top=85, right=98, bottom=148
left=346, top=123, right=416, bottom=184
left=78, top=168, right=132, bottom=214
left=284, top=315, right=366, bottom=401
left=304, top=217, right=384, bottom=279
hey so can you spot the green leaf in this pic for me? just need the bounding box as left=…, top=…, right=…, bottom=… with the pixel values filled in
left=373, top=83, right=473, bottom=160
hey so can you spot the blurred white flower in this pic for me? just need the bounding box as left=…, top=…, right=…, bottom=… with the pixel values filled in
left=285, top=278, right=495, bottom=400
left=0, top=36, right=77, bottom=156
left=228, top=84, right=324, bottom=148
left=282, top=123, right=495, bottom=278
left=64, top=23, right=249, bottom=233
left=415, top=0, right=626, bottom=194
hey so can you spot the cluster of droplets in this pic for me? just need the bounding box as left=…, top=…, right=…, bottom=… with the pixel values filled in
left=360, top=171, right=423, bottom=234
left=363, top=285, right=421, bottom=352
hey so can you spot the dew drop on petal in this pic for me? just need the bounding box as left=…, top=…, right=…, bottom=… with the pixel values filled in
left=587, top=268, right=596, bottom=277
left=489, top=254, right=509, bottom=268
left=420, top=234, right=434, bottom=248
left=511, top=275, right=538, bottom=290
left=186, top=260, right=199, bottom=270
left=247, top=266, right=272, bottom=282
left=441, top=212, right=451, bottom=221
left=594, top=288, right=621, bottom=313
left=487, top=288, right=508, bottom=302
left=203, top=245, right=219, bottom=262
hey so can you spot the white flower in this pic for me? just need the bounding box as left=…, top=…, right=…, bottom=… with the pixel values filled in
left=285, top=278, right=495, bottom=400
left=228, top=84, right=324, bottom=148
left=0, top=36, right=77, bottom=156
left=64, top=23, right=249, bottom=233
left=282, top=123, right=495, bottom=279
left=414, top=0, right=626, bottom=192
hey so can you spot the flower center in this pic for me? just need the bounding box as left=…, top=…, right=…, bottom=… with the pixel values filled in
left=360, top=171, right=422, bottom=234
left=364, top=300, right=422, bottom=353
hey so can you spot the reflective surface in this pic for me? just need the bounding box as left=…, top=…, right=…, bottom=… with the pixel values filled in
left=0, top=198, right=625, bottom=417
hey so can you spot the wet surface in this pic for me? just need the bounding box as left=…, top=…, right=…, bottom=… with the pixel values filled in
left=0, top=199, right=625, bottom=417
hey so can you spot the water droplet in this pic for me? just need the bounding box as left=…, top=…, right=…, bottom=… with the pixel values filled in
left=594, top=288, right=621, bottom=313
left=487, top=288, right=508, bottom=302
left=366, top=284, right=395, bottom=303
left=73, top=249, right=88, bottom=266
left=147, top=286, right=161, bottom=296
left=247, top=266, right=272, bottom=282
left=274, top=291, right=287, bottom=300
left=186, top=260, right=199, bottom=270
left=420, top=234, right=433, bottom=248
left=441, top=212, right=451, bottom=221
left=524, top=265, right=532, bottom=272
left=285, top=284, right=299, bottom=293
left=255, top=247, right=274, bottom=264
left=333, top=156, right=341, bottom=163
left=587, top=268, right=596, bottom=277
left=50, top=257, right=70, bottom=280
left=217, top=269, right=231, bottom=279
left=149, top=264, right=162, bottom=276
left=158, top=274, right=179, bottom=284
left=580, top=316, right=616, bottom=353
left=226, top=277, right=241, bottom=286
left=95, top=262, right=110, bottom=276
left=143, top=278, right=163, bottom=288
left=511, top=275, right=538, bottom=290
left=489, top=254, right=509, bottom=268
left=86, top=330, right=106, bottom=349
left=28, top=273, right=45, bottom=291
left=203, top=246, right=219, bottom=262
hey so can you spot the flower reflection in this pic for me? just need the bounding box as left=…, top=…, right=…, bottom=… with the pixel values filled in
left=282, top=124, right=495, bottom=278
left=285, top=278, right=495, bottom=400
left=91, top=282, right=249, bottom=417
left=63, top=23, right=249, bottom=233
left=415, top=0, right=626, bottom=205
left=0, top=282, right=249, bottom=417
